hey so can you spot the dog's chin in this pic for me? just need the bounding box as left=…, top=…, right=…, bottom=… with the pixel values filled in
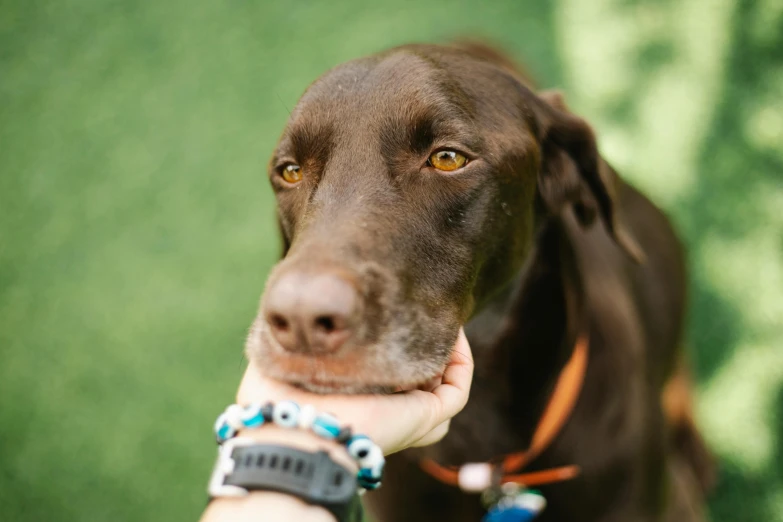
left=285, top=373, right=445, bottom=395
left=252, top=352, right=446, bottom=395
left=290, top=380, right=397, bottom=395
left=264, top=366, right=444, bottom=395
left=246, top=323, right=450, bottom=395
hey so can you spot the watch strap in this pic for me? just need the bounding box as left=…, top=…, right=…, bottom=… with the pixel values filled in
left=208, top=438, right=362, bottom=522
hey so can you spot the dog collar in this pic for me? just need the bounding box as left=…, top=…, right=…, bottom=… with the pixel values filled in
left=420, top=335, right=589, bottom=492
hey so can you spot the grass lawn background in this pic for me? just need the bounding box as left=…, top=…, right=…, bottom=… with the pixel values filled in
left=1, top=0, right=781, bottom=520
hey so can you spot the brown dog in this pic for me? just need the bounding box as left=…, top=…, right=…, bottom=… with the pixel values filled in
left=245, top=42, right=712, bottom=522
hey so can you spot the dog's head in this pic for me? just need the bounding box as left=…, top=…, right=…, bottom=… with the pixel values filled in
left=246, top=43, right=639, bottom=393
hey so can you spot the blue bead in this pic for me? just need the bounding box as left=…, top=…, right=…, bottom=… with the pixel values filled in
left=357, top=468, right=382, bottom=483
left=357, top=466, right=383, bottom=490
left=241, top=404, right=265, bottom=428
left=216, top=423, right=235, bottom=442
left=482, top=506, right=539, bottom=522
left=358, top=476, right=382, bottom=489
left=312, top=413, right=341, bottom=439
left=356, top=468, right=381, bottom=489
left=242, top=413, right=264, bottom=428
left=359, top=460, right=384, bottom=480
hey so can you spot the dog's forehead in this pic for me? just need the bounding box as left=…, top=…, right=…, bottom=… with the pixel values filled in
left=290, top=48, right=477, bottom=128
left=276, top=45, right=537, bottom=164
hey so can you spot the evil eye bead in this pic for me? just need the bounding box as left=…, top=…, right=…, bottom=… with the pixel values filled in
left=348, top=435, right=384, bottom=470
left=273, top=400, right=300, bottom=428
left=240, top=403, right=265, bottom=429
left=312, top=412, right=341, bottom=439
left=297, top=404, right=317, bottom=430
left=346, top=435, right=374, bottom=461
left=213, top=413, right=236, bottom=443
left=224, top=404, right=246, bottom=430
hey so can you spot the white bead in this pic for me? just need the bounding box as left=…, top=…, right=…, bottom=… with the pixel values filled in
left=457, top=463, right=493, bottom=492
left=297, top=404, right=317, bottom=430
left=346, top=436, right=374, bottom=460
left=273, top=400, right=300, bottom=428
left=224, top=404, right=246, bottom=430
left=356, top=444, right=384, bottom=470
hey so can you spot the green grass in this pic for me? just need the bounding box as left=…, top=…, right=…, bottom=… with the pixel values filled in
left=1, top=0, right=781, bottom=520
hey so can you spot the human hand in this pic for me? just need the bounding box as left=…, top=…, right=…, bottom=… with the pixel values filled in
left=236, top=328, right=474, bottom=455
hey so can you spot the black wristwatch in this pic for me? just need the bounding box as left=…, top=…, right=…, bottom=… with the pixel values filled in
left=208, top=437, right=363, bottom=522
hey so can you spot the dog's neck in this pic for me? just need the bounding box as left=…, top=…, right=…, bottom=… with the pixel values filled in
left=411, top=215, right=587, bottom=465
left=467, top=215, right=585, bottom=451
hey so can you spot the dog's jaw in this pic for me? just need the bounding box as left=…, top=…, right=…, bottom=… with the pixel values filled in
left=245, top=317, right=450, bottom=395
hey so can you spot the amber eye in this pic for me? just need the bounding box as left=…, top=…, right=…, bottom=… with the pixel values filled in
left=428, top=150, right=468, bottom=172
left=281, top=164, right=303, bottom=184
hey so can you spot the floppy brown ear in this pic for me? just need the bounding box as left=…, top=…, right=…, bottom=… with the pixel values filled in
left=533, top=89, right=645, bottom=263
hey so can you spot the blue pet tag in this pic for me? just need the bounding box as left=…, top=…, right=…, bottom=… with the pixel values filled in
left=481, top=486, right=546, bottom=522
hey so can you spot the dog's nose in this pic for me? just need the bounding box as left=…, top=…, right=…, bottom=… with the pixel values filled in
left=263, top=270, right=358, bottom=355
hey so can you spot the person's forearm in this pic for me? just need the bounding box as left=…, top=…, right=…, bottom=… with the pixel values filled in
left=200, top=425, right=355, bottom=522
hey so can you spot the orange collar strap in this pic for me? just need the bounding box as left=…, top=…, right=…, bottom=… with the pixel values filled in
left=420, top=336, right=589, bottom=492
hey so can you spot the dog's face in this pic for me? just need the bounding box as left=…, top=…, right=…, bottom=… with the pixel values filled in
left=246, top=44, right=632, bottom=393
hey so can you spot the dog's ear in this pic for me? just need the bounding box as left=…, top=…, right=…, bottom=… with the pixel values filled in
left=532, top=89, right=645, bottom=263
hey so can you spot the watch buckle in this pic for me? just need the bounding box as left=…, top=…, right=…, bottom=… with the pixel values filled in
left=208, top=437, right=257, bottom=497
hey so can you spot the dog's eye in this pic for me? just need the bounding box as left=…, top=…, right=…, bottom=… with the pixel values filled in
left=281, top=164, right=303, bottom=184
left=428, top=150, right=467, bottom=172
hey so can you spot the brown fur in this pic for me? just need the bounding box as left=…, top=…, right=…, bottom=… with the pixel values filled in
left=247, top=42, right=713, bottom=521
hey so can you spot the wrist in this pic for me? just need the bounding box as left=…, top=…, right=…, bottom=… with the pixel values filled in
left=206, top=401, right=383, bottom=522
left=203, top=425, right=359, bottom=522
left=203, top=491, right=336, bottom=522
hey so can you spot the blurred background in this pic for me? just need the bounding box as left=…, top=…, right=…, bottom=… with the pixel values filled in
left=1, top=0, right=781, bottom=520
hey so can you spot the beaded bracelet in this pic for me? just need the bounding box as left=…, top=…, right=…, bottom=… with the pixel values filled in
left=214, top=401, right=385, bottom=490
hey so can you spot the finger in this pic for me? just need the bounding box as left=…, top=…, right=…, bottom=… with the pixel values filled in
left=431, top=328, right=474, bottom=418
